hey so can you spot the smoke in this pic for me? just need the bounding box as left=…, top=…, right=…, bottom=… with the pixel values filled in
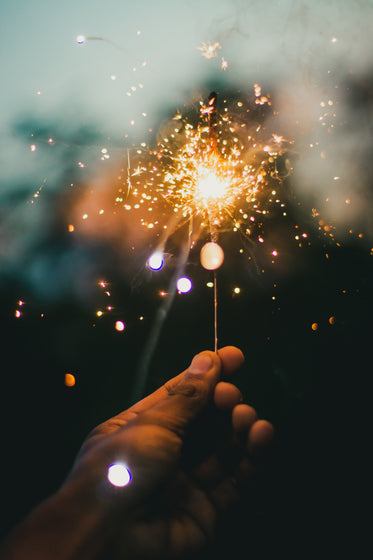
left=1, top=0, right=373, bottom=299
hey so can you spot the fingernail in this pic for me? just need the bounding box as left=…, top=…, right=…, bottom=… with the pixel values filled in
left=188, top=353, right=213, bottom=374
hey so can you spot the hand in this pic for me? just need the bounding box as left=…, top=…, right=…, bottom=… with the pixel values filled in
left=68, top=346, right=274, bottom=559
left=0, top=347, right=274, bottom=560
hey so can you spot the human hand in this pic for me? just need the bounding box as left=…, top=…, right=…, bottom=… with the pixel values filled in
left=67, top=346, right=274, bottom=559
left=0, top=347, right=274, bottom=560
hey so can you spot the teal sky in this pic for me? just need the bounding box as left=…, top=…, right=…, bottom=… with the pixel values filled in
left=2, top=0, right=372, bottom=135
left=1, top=0, right=373, bottom=282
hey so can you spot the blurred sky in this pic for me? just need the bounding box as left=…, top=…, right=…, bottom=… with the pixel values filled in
left=1, top=0, right=373, bottom=281
left=1, top=0, right=373, bottom=177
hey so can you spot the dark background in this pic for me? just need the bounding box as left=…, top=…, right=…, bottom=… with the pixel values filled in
left=1, top=222, right=371, bottom=557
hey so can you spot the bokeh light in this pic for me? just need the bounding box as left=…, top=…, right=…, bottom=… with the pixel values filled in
left=176, top=277, right=192, bottom=293
left=107, top=463, right=132, bottom=487
left=64, top=373, right=76, bottom=387
left=200, top=242, right=224, bottom=271
left=148, top=251, right=164, bottom=271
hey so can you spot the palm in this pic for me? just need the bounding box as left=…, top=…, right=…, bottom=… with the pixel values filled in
left=116, top=466, right=220, bottom=560
left=75, top=400, right=245, bottom=560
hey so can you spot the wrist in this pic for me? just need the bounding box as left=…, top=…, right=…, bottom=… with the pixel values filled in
left=0, top=479, right=111, bottom=560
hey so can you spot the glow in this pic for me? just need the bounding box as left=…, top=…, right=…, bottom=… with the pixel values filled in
left=148, top=251, right=164, bottom=270
left=65, top=373, right=76, bottom=387
left=197, top=41, right=221, bottom=59
left=116, top=92, right=280, bottom=250
left=196, top=171, right=228, bottom=201
left=76, top=35, right=86, bottom=44
left=177, top=277, right=192, bottom=293
left=115, top=321, right=125, bottom=332
left=107, top=463, right=131, bottom=487
left=200, top=242, right=224, bottom=270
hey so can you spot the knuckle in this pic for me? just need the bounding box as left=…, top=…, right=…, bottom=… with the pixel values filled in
left=165, top=376, right=211, bottom=401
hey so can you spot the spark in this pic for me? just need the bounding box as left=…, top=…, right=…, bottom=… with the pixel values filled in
left=113, top=90, right=288, bottom=297
left=197, top=41, right=221, bottom=59
left=76, top=34, right=86, bottom=44
left=221, top=57, right=228, bottom=70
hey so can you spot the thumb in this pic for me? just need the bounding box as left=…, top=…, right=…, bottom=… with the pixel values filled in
left=145, top=351, right=221, bottom=436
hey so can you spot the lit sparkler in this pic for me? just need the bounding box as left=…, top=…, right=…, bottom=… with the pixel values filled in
left=122, top=89, right=289, bottom=399
left=120, top=91, right=287, bottom=252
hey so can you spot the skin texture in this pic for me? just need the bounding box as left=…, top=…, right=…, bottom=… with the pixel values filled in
left=0, top=346, right=274, bottom=560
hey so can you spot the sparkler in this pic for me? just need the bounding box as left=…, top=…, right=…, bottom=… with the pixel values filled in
left=124, top=89, right=288, bottom=399
left=202, top=91, right=222, bottom=353
left=76, top=35, right=126, bottom=53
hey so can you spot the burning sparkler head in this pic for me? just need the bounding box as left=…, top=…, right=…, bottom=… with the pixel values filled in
left=108, top=88, right=291, bottom=291
left=195, top=167, right=229, bottom=202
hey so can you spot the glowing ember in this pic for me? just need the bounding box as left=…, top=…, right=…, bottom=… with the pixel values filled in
left=196, top=170, right=229, bottom=201
left=197, top=41, right=221, bottom=59
left=200, top=242, right=224, bottom=270
left=117, top=91, right=287, bottom=249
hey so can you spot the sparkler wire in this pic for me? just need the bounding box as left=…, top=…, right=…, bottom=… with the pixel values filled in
left=207, top=92, right=220, bottom=354
left=214, top=270, right=218, bottom=352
